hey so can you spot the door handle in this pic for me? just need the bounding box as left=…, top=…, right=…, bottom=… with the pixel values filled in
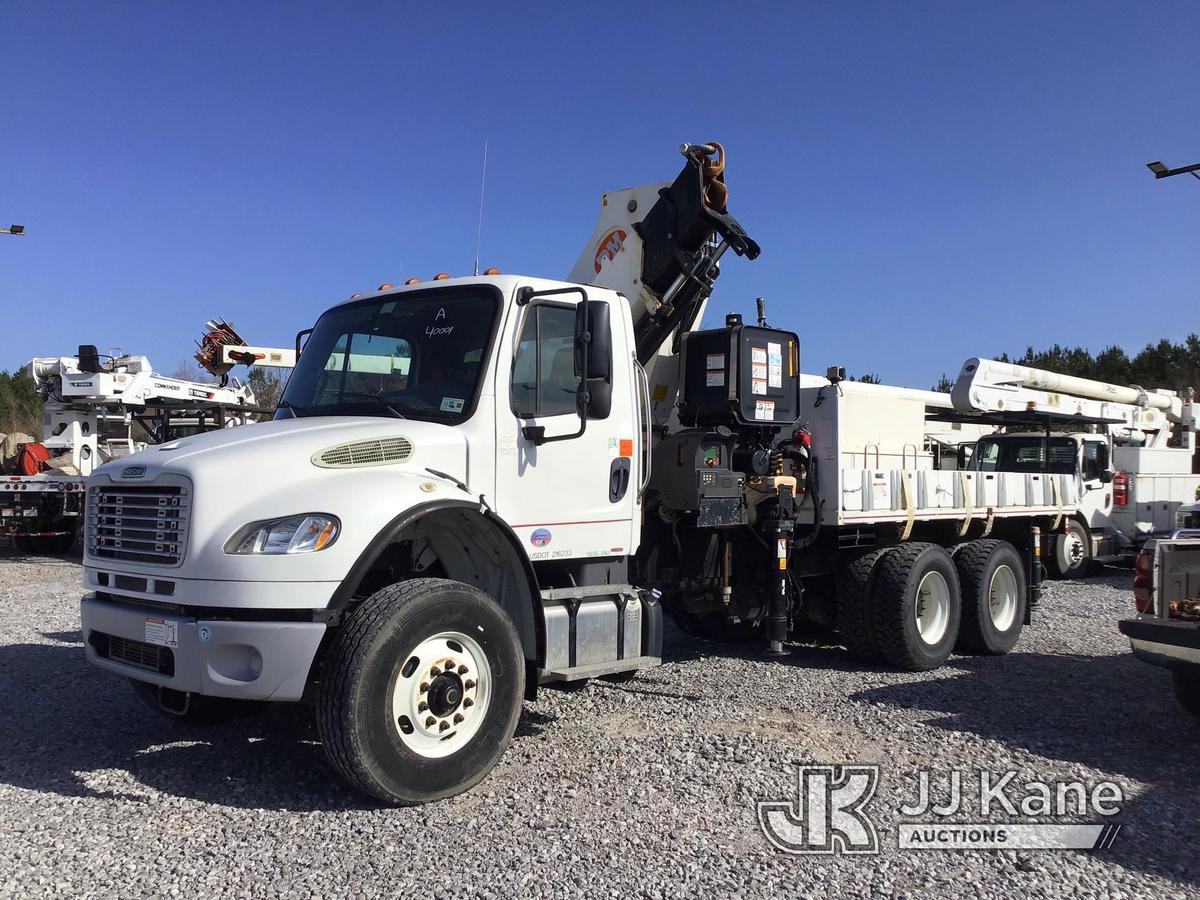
left=609, top=458, right=631, bottom=503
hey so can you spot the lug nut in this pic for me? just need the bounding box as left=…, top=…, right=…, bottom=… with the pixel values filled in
left=458, top=665, right=469, bottom=675
left=424, top=716, right=436, bottom=728
left=418, top=701, right=428, bottom=712
left=430, top=666, right=441, bottom=677
left=443, top=660, right=455, bottom=671
left=438, top=720, right=449, bottom=732
left=419, top=682, right=429, bottom=693
left=464, top=679, right=476, bottom=690
left=453, top=713, right=464, bottom=724
left=463, top=698, right=474, bottom=708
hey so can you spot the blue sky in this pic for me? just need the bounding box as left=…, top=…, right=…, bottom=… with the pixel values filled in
left=1, top=2, right=1196, bottom=387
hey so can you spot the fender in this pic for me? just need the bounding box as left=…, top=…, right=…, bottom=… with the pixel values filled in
left=328, top=498, right=545, bottom=665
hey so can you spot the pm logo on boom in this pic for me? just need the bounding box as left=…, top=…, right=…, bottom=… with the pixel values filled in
left=593, top=228, right=627, bottom=274
left=757, top=765, right=880, bottom=855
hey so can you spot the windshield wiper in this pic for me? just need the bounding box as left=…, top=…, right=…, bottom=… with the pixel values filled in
left=338, top=391, right=407, bottom=419
left=278, top=399, right=310, bottom=417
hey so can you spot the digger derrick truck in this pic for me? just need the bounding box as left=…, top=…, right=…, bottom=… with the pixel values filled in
left=80, top=142, right=1064, bottom=805
left=2, top=342, right=273, bottom=554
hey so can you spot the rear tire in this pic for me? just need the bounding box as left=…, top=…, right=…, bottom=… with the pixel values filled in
left=317, top=578, right=525, bottom=805
left=13, top=536, right=34, bottom=555
left=836, top=547, right=892, bottom=661
left=1047, top=519, right=1090, bottom=580
left=871, top=543, right=961, bottom=671
left=1172, top=671, right=1200, bottom=718
left=954, top=540, right=1026, bottom=655
left=129, top=679, right=262, bottom=725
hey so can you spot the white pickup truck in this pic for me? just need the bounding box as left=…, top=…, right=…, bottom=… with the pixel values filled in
left=1118, top=501, right=1200, bottom=716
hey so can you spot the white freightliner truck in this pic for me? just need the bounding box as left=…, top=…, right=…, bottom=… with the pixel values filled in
left=949, top=359, right=1199, bottom=578
left=81, top=144, right=1074, bottom=804
left=2, top=334, right=284, bottom=554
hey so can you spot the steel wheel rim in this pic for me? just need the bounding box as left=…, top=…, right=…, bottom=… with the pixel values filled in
left=390, top=631, right=491, bottom=759
left=914, top=571, right=951, bottom=645
left=988, top=564, right=1018, bottom=632
left=1058, top=529, right=1085, bottom=571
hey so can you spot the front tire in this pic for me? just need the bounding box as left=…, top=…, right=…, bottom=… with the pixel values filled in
left=1173, top=671, right=1200, bottom=718
left=954, top=539, right=1026, bottom=655
left=871, top=543, right=961, bottom=671
left=1047, top=519, right=1090, bottom=580
left=317, top=578, right=525, bottom=805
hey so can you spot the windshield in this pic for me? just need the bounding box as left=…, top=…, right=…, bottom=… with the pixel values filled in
left=973, top=436, right=1077, bottom=474
left=279, top=287, right=499, bottom=422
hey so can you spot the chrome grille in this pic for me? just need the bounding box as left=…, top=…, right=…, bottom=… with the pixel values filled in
left=313, top=436, right=413, bottom=468
left=87, top=484, right=189, bottom=566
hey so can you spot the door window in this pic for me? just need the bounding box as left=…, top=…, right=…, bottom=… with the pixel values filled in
left=511, top=305, right=578, bottom=417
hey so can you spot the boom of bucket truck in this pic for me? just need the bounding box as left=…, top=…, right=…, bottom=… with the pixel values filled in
left=950, top=357, right=1200, bottom=575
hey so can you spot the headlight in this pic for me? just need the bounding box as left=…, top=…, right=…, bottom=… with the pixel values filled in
left=224, top=514, right=341, bottom=555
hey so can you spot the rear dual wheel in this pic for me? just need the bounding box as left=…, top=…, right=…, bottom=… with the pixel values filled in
left=954, top=539, right=1026, bottom=655
left=870, top=543, right=962, bottom=671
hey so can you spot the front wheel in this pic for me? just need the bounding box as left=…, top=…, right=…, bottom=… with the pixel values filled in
left=317, top=578, right=525, bottom=805
left=1047, top=519, right=1090, bottom=580
left=1173, top=671, right=1200, bottom=718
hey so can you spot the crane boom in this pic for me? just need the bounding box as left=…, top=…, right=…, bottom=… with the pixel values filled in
left=567, top=142, right=760, bottom=365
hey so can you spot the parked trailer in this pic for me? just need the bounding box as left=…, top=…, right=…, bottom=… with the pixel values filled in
left=79, top=143, right=1059, bottom=805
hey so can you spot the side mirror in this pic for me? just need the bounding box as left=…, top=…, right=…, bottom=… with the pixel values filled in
left=574, top=300, right=612, bottom=420
left=295, top=327, right=313, bottom=357
left=957, top=444, right=973, bottom=470
left=1099, top=469, right=1114, bottom=484
left=574, top=300, right=612, bottom=381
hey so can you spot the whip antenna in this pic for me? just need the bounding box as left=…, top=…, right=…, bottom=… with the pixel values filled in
left=473, top=140, right=488, bottom=276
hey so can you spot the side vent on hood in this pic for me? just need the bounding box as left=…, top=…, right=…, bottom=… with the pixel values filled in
left=313, top=436, right=414, bottom=469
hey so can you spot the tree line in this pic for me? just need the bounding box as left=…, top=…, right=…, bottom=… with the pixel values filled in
left=932, top=334, right=1200, bottom=394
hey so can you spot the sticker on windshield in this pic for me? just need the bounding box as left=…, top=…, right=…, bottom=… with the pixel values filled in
left=440, top=397, right=465, bottom=414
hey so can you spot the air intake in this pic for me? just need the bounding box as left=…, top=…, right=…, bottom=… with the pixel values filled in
left=313, top=436, right=413, bottom=468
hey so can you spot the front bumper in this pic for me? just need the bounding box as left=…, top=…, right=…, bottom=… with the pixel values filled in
left=1119, top=617, right=1200, bottom=673
left=80, top=594, right=326, bottom=701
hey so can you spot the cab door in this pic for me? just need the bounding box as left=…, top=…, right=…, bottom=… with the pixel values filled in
left=491, top=288, right=640, bottom=563
left=1079, top=437, right=1113, bottom=529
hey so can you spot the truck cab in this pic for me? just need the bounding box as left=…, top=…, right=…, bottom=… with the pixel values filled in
left=969, top=431, right=1114, bottom=577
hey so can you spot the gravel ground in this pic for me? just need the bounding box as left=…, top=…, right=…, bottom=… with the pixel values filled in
left=0, top=548, right=1196, bottom=899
